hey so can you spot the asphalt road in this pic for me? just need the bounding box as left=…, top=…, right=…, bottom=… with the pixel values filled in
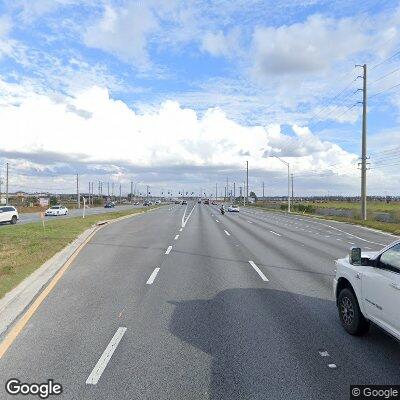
left=0, top=204, right=146, bottom=226
left=0, top=203, right=399, bottom=399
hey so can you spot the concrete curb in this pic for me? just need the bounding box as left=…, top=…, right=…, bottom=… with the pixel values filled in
left=0, top=206, right=160, bottom=338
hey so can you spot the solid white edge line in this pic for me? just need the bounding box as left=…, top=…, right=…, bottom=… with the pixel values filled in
left=86, top=327, right=127, bottom=385
left=174, top=234, right=179, bottom=240
left=165, top=245, right=172, bottom=254
left=224, top=230, right=231, bottom=236
left=270, top=230, right=281, bottom=236
left=146, top=267, right=160, bottom=285
left=248, top=261, right=269, bottom=282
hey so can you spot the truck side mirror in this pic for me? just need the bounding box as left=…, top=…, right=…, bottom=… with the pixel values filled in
left=349, top=247, right=361, bottom=265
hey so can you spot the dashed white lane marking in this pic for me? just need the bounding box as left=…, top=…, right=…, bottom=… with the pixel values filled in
left=86, top=327, right=127, bottom=385
left=349, top=242, right=355, bottom=245
left=174, top=235, right=179, bottom=240
left=365, top=246, right=371, bottom=250
left=179, top=228, right=183, bottom=232
left=165, top=246, right=172, bottom=254
left=328, top=364, right=337, bottom=369
left=319, top=350, right=330, bottom=357
left=248, top=261, right=269, bottom=282
left=224, top=230, right=231, bottom=236
left=216, top=219, right=219, bottom=223
left=270, top=230, right=281, bottom=236
left=248, top=221, right=253, bottom=224
left=146, top=267, right=160, bottom=285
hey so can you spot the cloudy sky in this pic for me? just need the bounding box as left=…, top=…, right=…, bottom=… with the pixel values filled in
left=0, top=0, right=400, bottom=197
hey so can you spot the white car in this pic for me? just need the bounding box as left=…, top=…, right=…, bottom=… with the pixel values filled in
left=334, top=240, right=400, bottom=340
left=0, top=205, right=19, bottom=224
left=228, top=205, right=240, bottom=212
left=45, top=205, right=68, bottom=216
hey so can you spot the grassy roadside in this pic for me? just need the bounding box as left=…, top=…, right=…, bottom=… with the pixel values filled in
left=0, top=206, right=159, bottom=299
left=249, top=205, right=400, bottom=235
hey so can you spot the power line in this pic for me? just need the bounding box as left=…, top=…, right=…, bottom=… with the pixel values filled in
left=369, top=82, right=400, bottom=98
left=307, top=77, right=358, bottom=126
left=370, top=66, right=400, bottom=85
left=371, top=48, right=400, bottom=70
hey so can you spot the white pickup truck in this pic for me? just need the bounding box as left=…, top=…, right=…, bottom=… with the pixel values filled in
left=334, top=240, right=400, bottom=340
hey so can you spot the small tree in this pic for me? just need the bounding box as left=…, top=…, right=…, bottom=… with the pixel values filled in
left=249, top=191, right=258, bottom=202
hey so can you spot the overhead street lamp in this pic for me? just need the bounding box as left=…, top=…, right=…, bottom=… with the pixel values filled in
left=274, top=156, right=290, bottom=213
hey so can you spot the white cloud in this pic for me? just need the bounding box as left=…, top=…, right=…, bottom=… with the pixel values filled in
left=83, top=3, right=158, bottom=67
left=201, top=28, right=242, bottom=58
left=0, top=80, right=361, bottom=190
left=251, top=14, right=367, bottom=77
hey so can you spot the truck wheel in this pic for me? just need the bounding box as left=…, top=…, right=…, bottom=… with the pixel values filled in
left=338, top=288, right=369, bottom=335
left=10, top=215, right=17, bottom=224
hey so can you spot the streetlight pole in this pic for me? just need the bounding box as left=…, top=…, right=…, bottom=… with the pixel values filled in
left=274, top=156, right=290, bottom=213
left=246, top=161, right=249, bottom=206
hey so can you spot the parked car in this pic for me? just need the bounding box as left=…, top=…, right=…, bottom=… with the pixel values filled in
left=181, top=200, right=187, bottom=205
left=212, top=201, right=218, bottom=205
left=204, top=199, right=210, bottom=204
left=174, top=200, right=180, bottom=204
left=104, top=202, right=115, bottom=208
left=198, top=200, right=202, bottom=204
left=0, top=205, right=19, bottom=224
left=45, top=205, right=68, bottom=216
left=228, top=205, right=240, bottom=212
left=334, top=241, right=400, bottom=340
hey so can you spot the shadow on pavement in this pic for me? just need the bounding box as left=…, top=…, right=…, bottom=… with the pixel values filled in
left=169, top=288, right=400, bottom=400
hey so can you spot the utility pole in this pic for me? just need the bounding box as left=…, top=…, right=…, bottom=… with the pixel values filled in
left=88, top=182, right=91, bottom=206
left=108, top=182, right=110, bottom=197
left=262, top=181, right=265, bottom=202
left=291, top=174, right=294, bottom=205
left=6, top=162, right=9, bottom=204
left=119, top=184, right=122, bottom=204
left=233, top=182, right=236, bottom=200
left=215, top=183, right=218, bottom=201
left=226, top=177, right=229, bottom=202
left=243, top=181, right=246, bottom=206
left=246, top=161, right=249, bottom=205
left=356, top=63, right=368, bottom=220
left=130, top=181, right=133, bottom=203
left=77, top=174, right=80, bottom=209
left=273, top=156, right=290, bottom=213
left=147, top=185, right=149, bottom=200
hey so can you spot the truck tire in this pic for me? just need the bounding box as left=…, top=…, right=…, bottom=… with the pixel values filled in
left=338, top=288, right=369, bottom=335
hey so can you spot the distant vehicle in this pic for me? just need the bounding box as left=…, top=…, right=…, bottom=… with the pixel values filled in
left=143, top=201, right=151, bottom=206
left=155, top=200, right=161, bottom=204
left=212, top=201, right=218, bottom=205
left=45, top=205, right=68, bottom=216
left=0, top=205, right=19, bottom=224
left=334, top=241, right=400, bottom=341
left=228, top=205, right=240, bottom=212
left=174, top=200, right=180, bottom=204
left=104, top=202, right=115, bottom=208
left=204, top=199, right=210, bottom=204
left=133, top=201, right=140, bottom=205
left=198, top=200, right=202, bottom=204
left=181, top=200, right=187, bottom=205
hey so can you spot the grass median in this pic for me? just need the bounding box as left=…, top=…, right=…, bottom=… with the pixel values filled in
left=0, top=206, right=159, bottom=299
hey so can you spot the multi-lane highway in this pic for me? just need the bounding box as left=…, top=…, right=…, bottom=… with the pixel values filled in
left=1, top=202, right=399, bottom=399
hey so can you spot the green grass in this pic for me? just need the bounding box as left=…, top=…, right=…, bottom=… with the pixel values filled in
left=0, top=206, right=159, bottom=299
